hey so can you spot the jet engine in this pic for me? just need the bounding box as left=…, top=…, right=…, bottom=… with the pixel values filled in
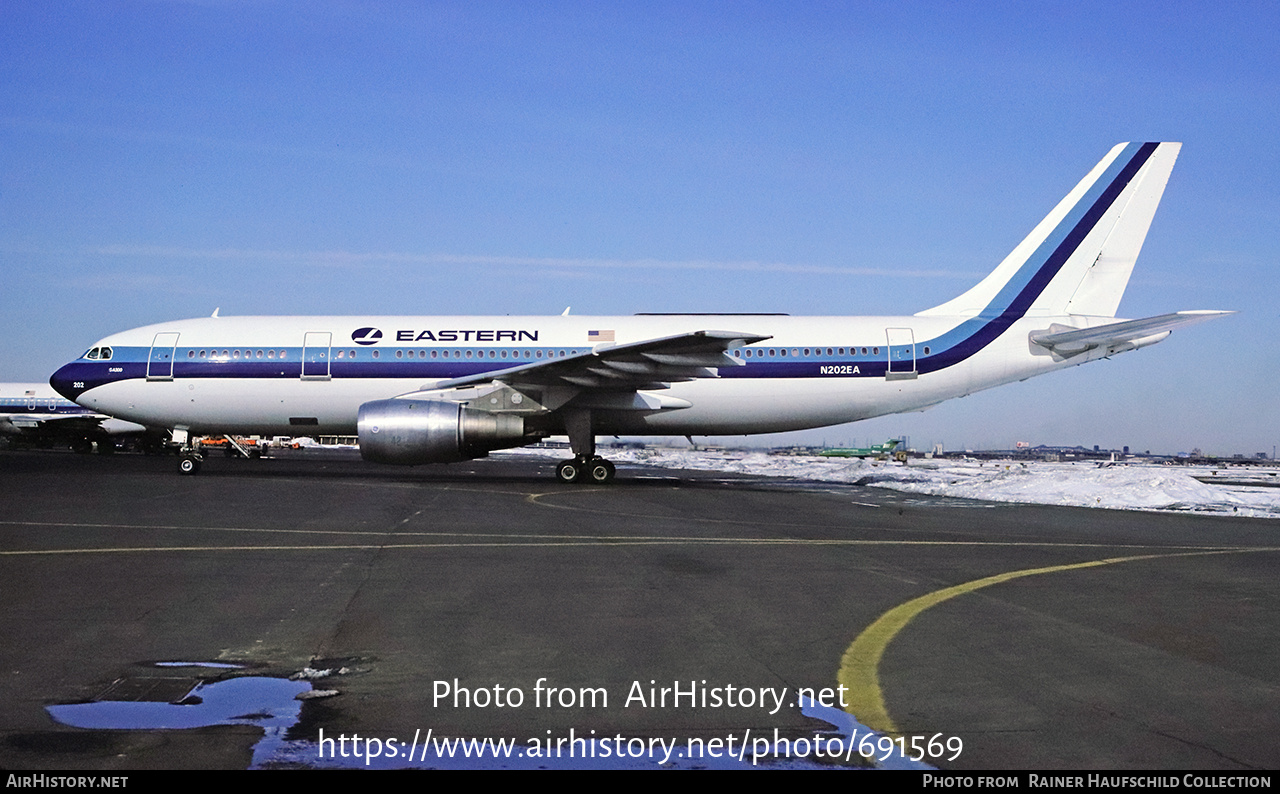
left=357, top=398, right=527, bottom=464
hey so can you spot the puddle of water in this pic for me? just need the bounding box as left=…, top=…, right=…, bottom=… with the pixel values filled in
left=47, top=672, right=311, bottom=767
left=47, top=668, right=928, bottom=770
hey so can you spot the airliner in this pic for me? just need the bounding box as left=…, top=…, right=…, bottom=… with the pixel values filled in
left=0, top=383, right=147, bottom=452
left=50, top=142, right=1230, bottom=482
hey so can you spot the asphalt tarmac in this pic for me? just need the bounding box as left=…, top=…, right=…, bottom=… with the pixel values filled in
left=1, top=447, right=1277, bottom=770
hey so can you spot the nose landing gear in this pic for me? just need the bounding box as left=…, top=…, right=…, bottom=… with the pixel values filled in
left=178, top=452, right=203, bottom=475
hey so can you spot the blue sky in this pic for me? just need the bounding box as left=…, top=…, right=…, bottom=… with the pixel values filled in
left=2, top=1, right=1276, bottom=455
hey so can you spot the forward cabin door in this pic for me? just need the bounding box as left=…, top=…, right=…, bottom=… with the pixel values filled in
left=302, top=332, right=332, bottom=380
left=147, top=332, right=180, bottom=381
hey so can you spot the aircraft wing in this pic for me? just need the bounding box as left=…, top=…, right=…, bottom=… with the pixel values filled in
left=425, top=329, right=770, bottom=394
left=1, top=412, right=147, bottom=435
left=1030, top=311, right=1233, bottom=355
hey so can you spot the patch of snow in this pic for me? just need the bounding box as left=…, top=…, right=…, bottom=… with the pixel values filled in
left=503, top=447, right=1280, bottom=518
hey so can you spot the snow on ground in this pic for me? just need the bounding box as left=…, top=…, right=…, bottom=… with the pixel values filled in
left=505, top=447, right=1280, bottom=519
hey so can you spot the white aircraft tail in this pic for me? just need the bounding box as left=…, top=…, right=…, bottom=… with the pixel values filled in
left=919, top=142, right=1181, bottom=320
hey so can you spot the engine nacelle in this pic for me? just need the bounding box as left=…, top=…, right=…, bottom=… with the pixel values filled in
left=357, top=398, right=526, bottom=464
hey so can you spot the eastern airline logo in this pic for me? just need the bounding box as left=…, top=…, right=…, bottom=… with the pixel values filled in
left=352, top=327, right=383, bottom=346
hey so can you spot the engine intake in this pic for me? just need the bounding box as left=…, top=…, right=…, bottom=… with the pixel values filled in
left=358, top=398, right=526, bottom=464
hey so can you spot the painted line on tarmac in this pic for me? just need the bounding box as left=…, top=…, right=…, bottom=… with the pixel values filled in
left=1, top=538, right=1262, bottom=557
left=838, top=546, right=1280, bottom=735
left=2, top=519, right=1246, bottom=553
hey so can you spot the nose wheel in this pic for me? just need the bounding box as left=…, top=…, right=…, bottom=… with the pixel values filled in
left=556, top=456, right=616, bottom=484
left=178, top=453, right=203, bottom=475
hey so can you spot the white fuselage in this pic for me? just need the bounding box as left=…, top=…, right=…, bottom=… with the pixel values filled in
left=50, top=312, right=1113, bottom=438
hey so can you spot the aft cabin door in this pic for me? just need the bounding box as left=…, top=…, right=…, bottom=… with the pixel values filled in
left=147, top=332, right=180, bottom=381
left=885, top=327, right=917, bottom=380
left=302, top=332, right=332, bottom=380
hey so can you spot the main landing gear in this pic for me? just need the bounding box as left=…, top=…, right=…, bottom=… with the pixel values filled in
left=553, top=408, right=617, bottom=484
left=555, top=455, right=616, bottom=484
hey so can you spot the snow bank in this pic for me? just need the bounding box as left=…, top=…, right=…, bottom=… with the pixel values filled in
left=506, top=447, right=1280, bottom=518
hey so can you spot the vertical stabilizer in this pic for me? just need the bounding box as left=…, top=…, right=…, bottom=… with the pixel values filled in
left=918, top=143, right=1181, bottom=320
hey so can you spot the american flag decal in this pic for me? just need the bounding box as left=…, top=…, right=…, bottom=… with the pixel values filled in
left=587, top=329, right=615, bottom=342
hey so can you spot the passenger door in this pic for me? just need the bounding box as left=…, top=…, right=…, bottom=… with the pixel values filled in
left=302, top=332, right=332, bottom=380
left=147, top=332, right=180, bottom=381
left=885, top=327, right=917, bottom=380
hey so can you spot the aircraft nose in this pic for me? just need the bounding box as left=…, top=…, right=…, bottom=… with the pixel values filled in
left=50, top=363, right=82, bottom=401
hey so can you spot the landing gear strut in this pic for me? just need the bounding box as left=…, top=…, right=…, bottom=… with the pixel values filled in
left=171, top=428, right=203, bottom=475
left=555, top=455, right=616, bottom=484
left=553, top=408, right=617, bottom=484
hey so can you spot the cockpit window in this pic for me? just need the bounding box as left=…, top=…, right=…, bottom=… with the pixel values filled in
left=99, top=347, right=112, bottom=360
left=85, top=348, right=99, bottom=360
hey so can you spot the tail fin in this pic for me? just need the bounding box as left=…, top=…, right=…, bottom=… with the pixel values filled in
left=918, top=142, right=1181, bottom=320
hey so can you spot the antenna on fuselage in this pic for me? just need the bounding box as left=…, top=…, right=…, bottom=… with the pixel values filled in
left=561, top=306, right=571, bottom=316
left=211, top=307, right=220, bottom=318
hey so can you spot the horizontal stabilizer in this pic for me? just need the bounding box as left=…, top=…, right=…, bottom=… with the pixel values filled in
left=1030, top=311, right=1233, bottom=355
